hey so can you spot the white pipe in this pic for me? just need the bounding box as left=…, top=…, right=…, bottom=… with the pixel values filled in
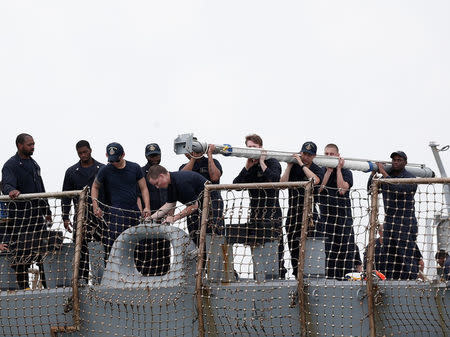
left=173, top=134, right=435, bottom=178
left=213, top=144, right=435, bottom=178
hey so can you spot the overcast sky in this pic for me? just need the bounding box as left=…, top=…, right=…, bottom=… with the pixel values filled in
left=1, top=1, right=449, bottom=192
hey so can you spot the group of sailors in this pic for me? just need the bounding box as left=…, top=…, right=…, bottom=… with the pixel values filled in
left=1, top=132, right=446, bottom=289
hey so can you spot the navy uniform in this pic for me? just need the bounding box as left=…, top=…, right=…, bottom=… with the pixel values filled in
left=318, top=166, right=361, bottom=280
left=233, top=157, right=285, bottom=277
left=367, top=151, right=418, bottom=280
left=137, top=143, right=169, bottom=276
left=363, top=237, right=387, bottom=274
left=94, top=143, right=146, bottom=255
left=233, top=158, right=282, bottom=224
left=62, top=157, right=105, bottom=281
left=285, top=154, right=323, bottom=278
left=2, top=153, right=51, bottom=289
left=179, top=156, right=223, bottom=184
left=142, top=143, right=167, bottom=212
left=96, top=161, right=143, bottom=248
left=167, top=170, right=223, bottom=246
left=62, top=158, right=105, bottom=237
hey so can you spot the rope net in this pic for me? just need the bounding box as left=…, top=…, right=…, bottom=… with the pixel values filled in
left=0, top=179, right=448, bottom=336
left=0, top=192, right=79, bottom=336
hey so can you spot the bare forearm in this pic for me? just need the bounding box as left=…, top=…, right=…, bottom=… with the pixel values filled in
left=174, top=203, right=198, bottom=222
left=303, top=166, right=320, bottom=185
left=280, top=164, right=292, bottom=182
left=181, top=159, right=195, bottom=171
left=91, top=182, right=100, bottom=208
left=208, top=158, right=221, bottom=183
left=141, top=189, right=150, bottom=210
left=320, top=170, right=332, bottom=192
left=336, top=169, right=350, bottom=193
left=151, top=202, right=175, bottom=220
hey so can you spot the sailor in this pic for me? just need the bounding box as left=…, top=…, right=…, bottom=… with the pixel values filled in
left=141, top=143, right=167, bottom=213
left=61, top=140, right=105, bottom=282
left=363, top=227, right=423, bottom=280
left=179, top=138, right=223, bottom=184
left=233, top=134, right=286, bottom=279
left=138, top=143, right=169, bottom=276
left=148, top=165, right=224, bottom=247
left=368, top=150, right=418, bottom=280
left=1, top=133, right=52, bottom=289
left=91, top=142, right=150, bottom=258
left=363, top=227, right=387, bottom=274
left=435, top=250, right=450, bottom=281
left=318, top=143, right=362, bottom=280
left=280, top=141, right=323, bottom=278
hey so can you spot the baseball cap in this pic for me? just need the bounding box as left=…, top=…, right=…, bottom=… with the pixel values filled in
left=145, top=143, right=161, bottom=156
left=300, top=141, right=317, bottom=155
left=106, top=142, right=124, bottom=162
left=390, top=151, right=407, bottom=161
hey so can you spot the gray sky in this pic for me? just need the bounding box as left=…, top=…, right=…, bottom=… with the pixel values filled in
left=1, top=1, right=449, bottom=192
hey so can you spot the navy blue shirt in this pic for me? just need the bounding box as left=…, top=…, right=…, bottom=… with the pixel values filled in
left=2, top=153, right=47, bottom=195
left=62, top=159, right=104, bottom=220
left=318, top=167, right=353, bottom=217
left=142, top=162, right=167, bottom=212
left=1, top=153, right=51, bottom=241
left=368, top=168, right=417, bottom=228
left=179, top=156, right=223, bottom=184
left=167, top=171, right=223, bottom=237
left=381, top=169, right=417, bottom=218
left=286, top=162, right=323, bottom=224
left=167, top=171, right=209, bottom=205
left=364, top=239, right=387, bottom=272
left=95, top=161, right=143, bottom=210
left=233, top=158, right=282, bottom=222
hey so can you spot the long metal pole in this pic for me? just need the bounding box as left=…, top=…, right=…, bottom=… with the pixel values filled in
left=210, top=145, right=434, bottom=178
left=174, top=134, right=434, bottom=177
left=0, top=190, right=83, bottom=201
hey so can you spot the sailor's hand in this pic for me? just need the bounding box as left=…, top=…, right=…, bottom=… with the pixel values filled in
left=376, top=162, right=388, bottom=177
left=93, top=206, right=103, bottom=218
left=337, top=157, right=345, bottom=169
left=293, top=154, right=304, bottom=166
left=259, top=150, right=267, bottom=164
left=163, top=215, right=175, bottom=224
left=8, top=190, right=20, bottom=199
left=208, top=144, right=216, bottom=157
left=0, top=244, right=8, bottom=252
left=63, top=220, right=73, bottom=233
left=245, top=158, right=257, bottom=170
left=142, top=208, right=151, bottom=219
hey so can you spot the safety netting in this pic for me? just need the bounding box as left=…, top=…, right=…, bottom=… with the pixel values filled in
left=0, top=178, right=448, bottom=336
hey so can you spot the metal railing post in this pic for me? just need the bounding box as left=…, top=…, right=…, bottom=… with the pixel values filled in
left=298, top=180, right=313, bottom=337
left=196, top=185, right=211, bottom=337
left=72, top=186, right=88, bottom=329
left=367, top=179, right=379, bottom=337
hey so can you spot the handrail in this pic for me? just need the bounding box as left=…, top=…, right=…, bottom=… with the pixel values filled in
left=0, top=191, right=83, bottom=201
